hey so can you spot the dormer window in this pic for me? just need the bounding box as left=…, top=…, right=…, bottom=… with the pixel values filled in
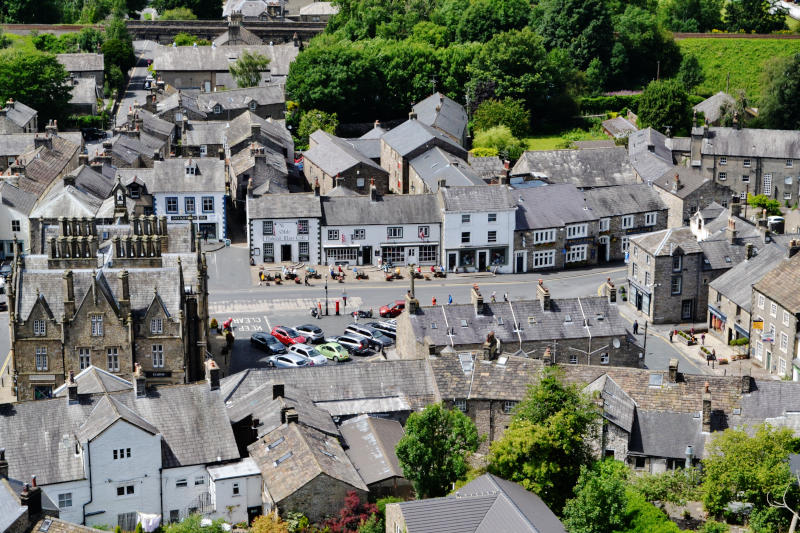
left=34, top=319, right=46, bottom=336
left=129, top=185, right=140, bottom=199
left=249, top=101, right=257, bottom=111
left=214, top=105, right=221, bottom=114
left=185, top=164, right=196, bottom=176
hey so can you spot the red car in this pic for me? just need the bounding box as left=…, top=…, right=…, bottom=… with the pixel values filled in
left=271, top=326, right=307, bottom=346
left=379, top=300, right=406, bottom=318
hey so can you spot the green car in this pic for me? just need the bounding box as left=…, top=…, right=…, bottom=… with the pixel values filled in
left=317, top=342, right=351, bottom=362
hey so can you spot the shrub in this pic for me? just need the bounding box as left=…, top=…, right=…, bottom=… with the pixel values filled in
left=578, top=94, right=640, bottom=114
left=629, top=469, right=700, bottom=506
left=160, top=7, right=197, bottom=20
left=173, top=33, right=211, bottom=46
left=469, top=146, right=499, bottom=157
left=472, top=125, right=525, bottom=161
left=699, top=520, right=729, bottom=533
left=728, top=338, right=749, bottom=346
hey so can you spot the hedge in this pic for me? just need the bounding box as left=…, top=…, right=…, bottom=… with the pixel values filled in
left=578, top=95, right=640, bottom=115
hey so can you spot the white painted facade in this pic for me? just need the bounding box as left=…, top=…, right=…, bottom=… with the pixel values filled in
left=441, top=208, right=515, bottom=273
left=0, top=202, right=29, bottom=259
left=162, top=464, right=213, bottom=523
left=153, top=191, right=228, bottom=240
left=207, top=459, right=262, bottom=525
left=321, top=222, right=441, bottom=267
left=248, top=217, right=321, bottom=265
left=43, top=479, right=91, bottom=525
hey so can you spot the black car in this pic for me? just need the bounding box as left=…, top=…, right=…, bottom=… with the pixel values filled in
left=250, top=332, right=287, bottom=354
left=365, top=321, right=396, bottom=339
left=81, top=127, right=107, bottom=141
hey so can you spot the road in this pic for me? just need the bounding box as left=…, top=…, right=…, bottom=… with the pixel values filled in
left=116, top=40, right=156, bottom=128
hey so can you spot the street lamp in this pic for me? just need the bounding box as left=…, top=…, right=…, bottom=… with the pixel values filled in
left=324, top=275, right=329, bottom=316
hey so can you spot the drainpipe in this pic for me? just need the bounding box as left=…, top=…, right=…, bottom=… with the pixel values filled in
left=82, top=441, right=93, bottom=525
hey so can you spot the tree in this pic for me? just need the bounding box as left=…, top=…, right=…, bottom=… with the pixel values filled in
left=297, top=109, right=339, bottom=149
left=676, top=54, right=705, bottom=91
left=322, top=491, right=379, bottom=533
left=454, top=0, right=530, bottom=43
left=0, top=0, right=62, bottom=23
left=487, top=366, right=599, bottom=514
left=102, top=38, right=135, bottom=75
left=251, top=513, right=289, bottom=533
left=719, top=90, right=750, bottom=128
left=356, top=515, right=383, bottom=533
left=0, top=50, right=72, bottom=123
left=659, top=0, right=723, bottom=32
left=395, top=403, right=479, bottom=498
left=701, top=424, right=798, bottom=517
left=151, top=0, right=221, bottom=20
left=584, top=58, right=607, bottom=96
left=636, top=79, right=692, bottom=135
left=472, top=98, right=529, bottom=138
left=747, top=194, right=782, bottom=216
left=472, top=125, right=526, bottom=161
left=724, top=0, right=787, bottom=33
left=77, top=27, right=105, bottom=52
left=173, top=33, right=211, bottom=46
left=159, top=7, right=197, bottom=19
left=534, top=0, right=614, bottom=70
left=759, top=54, right=800, bottom=130
left=229, top=50, right=271, bottom=88
left=563, top=460, right=629, bottom=533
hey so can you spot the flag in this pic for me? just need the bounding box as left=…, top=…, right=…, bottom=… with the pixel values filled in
left=419, top=228, right=425, bottom=239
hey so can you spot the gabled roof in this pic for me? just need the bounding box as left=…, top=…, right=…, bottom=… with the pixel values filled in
left=409, top=147, right=484, bottom=191
left=150, top=158, right=227, bottom=194
left=321, top=193, right=439, bottom=226
left=77, top=394, right=159, bottom=442
left=53, top=366, right=134, bottom=397
left=151, top=44, right=298, bottom=77
left=213, top=25, right=264, bottom=46
left=467, top=155, right=505, bottom=181
left=30, top=183, right=104, bottom=219
left=753, top=252, right=800, bottom=313
left=381, top=118, right=467, bottom=159
left=340, top=414, right=405, bottom=485
left=514, top=183, right=596, bottom=230
left=511, top=148, right=636, bottom=188
left=602, top=116, right=637, bottom=138
left=439, top=185, right=515, bottom=212
left=57, top=53, right=104, bottom=72
left=631, top=227, right=703, bottom=256
left=709, top=242, right=786, bottom=311
left=584, top=374, right=636, bottom=433
left=223, top=0, right=269, bottom=17
left=0, top=479, right=26, bottom=532
left=140, top=109, right=175, bottom=139
left=0, top=180, right=37, bottom=215
left=652, top=166, right=712, bottom=199
left=629, top=410, right=706, bottom=459
left=359, top=124, right=387, bottom=140
left=196, top=85, right=284, bottom=112
left=0, top=100, right=37, bottom=130
left=583, top=183, right=667, bottom=217
left=247, top=192, right=320, bottom=219
left=9, top=135, right=81, bottom=196
left=628, top=127, right=676, bottom=183
left=303, top=130, right=385, bottom=177
left=693, top=92, right=734, bottom=124
left=699, top=127, right=800, bottom=159
left=412, top=92, right=467, bottom=144
left=68, top=77, right=101, bottom=105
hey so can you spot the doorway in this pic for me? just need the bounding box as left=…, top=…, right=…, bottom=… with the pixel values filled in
left=635, top=290, right=643, bottom=311
left=361, top=246, right=372, bottom=265
left=598, top=236, right=609, bottom=262
left=478, top=251, right=487, bottom=271
left=448, top=252, right=457, bottom=271
left=681, top=299, right=693, bottom=320
left=280, top=244, right=292, bottom=262
left=515, top=251, right=525, bottom=273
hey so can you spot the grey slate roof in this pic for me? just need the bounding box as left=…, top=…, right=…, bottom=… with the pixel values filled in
left=67, top=164, right=116, bottom=199
left=299, top=1, right=339, bottom=15
left=602, top=116, right=637, bottom=138
left=196, top=84, right=284, bottom=113
left=397, top=473, right=566, bottom=533
left=247, top=192, right=320, bottom=219
left=629, top=410, right=706, bottom=459
left=584, top=183, right=667, bottom=218
left=709, top=243, right=786, bottom=311
left=439, top=185, right=515, bottom=212
left=412, top=92, right=467, bottom=144
left=359, top=124, right=386, bottom=140
left=693, top=92, right=735, bottom=124
left=151, top=44, right=298, bottom=77
left=340, top=414, right=405, bottom=485
left=321, top=193, right=439, bottom=226
left=0, top=100, right=37, bottom=130
left=68, top=77, right=101, bottom=106
left=303, top=130, right=385, bottom=176
left=738, top=379, right=800, bottom=428
left=212, top=24, right=264, bottom=46
left=150, top=158, right=226, bottom=193
left=574, top=140, right=616, bottom=149
left=584, top=374, right=636, bottom=433
left=632, top=227, right=703, bottom=256
left=0, top=383, right=240, bottom=485
left=340, top=138, right=380, bottom=160
left=754, top=252, right=800, bottom=313
left=467, top=154, right=505, bottom=181
left=30, top=182, right=104, bottom=219
left=53, top=366, right=134, bottom=397
left=223, top=0, right=269, bottom=17
left=77, top=393, right=159, bottom=442
left=628, top=127, right=675, bottom=183
left=10, top=135, right=81, bottom=197
left=409, top=147, right=484, bottom=191
left=140, top=109, right=175, bottom=139
left=699, top=201, right=726, bottom=221
left=700, top=127, right=800, bottom=159
left=514, top=183, right=596, bottom=230
left=57, top=53, right=104, bottom=73
left=0, top=480, right=25, bottom=533
left=652, top=166, right=712, bottom=199
left=511, top=148, right=637, bottom=188
left=0, top=180, right=37, bottom=215
left=381, top=118, right=467, bottom=159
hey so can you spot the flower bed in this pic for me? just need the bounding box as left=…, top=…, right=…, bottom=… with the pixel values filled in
left=677, top=330, right=697, bottom=346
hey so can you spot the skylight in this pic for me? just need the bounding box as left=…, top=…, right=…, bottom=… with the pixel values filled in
left=267, top=436, right=285, bottom=450
left=458, top=353, right=474, bottom=373
left=320, top=449, right=336, bottom=458
left=460, top=319, right=468, bottom=328
left=648, top=373, right=663, bottom=387
left=273, top=451, right=293, bottom=467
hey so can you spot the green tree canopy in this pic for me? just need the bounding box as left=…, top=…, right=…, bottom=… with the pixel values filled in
left=395, top=403, right=479, bottom=498
left=159, top=7, right=197, bottom=19
left=102, top=38, right=135, bottom=75
left=719, top=90, right=750, bottom=128
left=759, top=54, right=800, bottom=130
left=723, top=0, right=787, bottom=33
left=676, top=54, right=705, bottom=91
left=487, top=366, right=599, bottom=513
left=0, top=50, right=72, bottom=123
left=297, top=109, right=338, bottom=149
left=0, top=0, right=63, bottom=23
left=173, top=33, right=211, bottom=46
left=152, top=0, right=220, bottom=20
left=472, top=98, right=530, bottom=138
left=659, top=0, right=723, bottom=32
left=229, top=50, right=271, bottom=88
left=636, top=79, right=692, bottom=135
left=747, top=194, right=782, bottom=216
left=563, top=460, right=629, bottom=533
left=454, top=0, right=530, bottom=43
left=534, top=0, right=614, bottom=70
left=472, top=125, right=526, bottom=161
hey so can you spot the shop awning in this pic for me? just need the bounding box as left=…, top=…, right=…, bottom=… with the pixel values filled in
left=708, top=304, right=727, bottom=321
left=734, top=323, right=749, bottom=338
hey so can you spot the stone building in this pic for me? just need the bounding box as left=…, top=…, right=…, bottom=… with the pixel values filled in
left=302, top=130, right=389, bottom=196
left=510, top=147, right=637, bottom=189
left=7, top=214, right=209, bottom=401
left=56, top=54, right=104, bottom=88
left=411, top=92, right=468, bottom=147
left=247, top=193, right=321, bottom=264
left=0, top=100, right=37, bottom=134
left=194, top=85, right=285, bottom=121
left=407, top=147, right=484, bottom=194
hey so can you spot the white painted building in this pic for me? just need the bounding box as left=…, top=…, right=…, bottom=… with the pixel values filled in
left=246, top=193, right=322, bottom=264
left=320, top=192, right=441, bottom=267
left=0, top=180, right=36, bottom=259
left=150, top=159, right=228, bottom=240
left=207, top=458, right=262, bottom=524
left=439, top=186, right=517, bottom=273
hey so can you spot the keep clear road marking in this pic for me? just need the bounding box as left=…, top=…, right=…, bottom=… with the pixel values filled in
left=210, top=297, right=364, bottom=315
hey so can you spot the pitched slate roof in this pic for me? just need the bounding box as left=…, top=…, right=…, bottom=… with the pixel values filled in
left=700, top=127, right=800, bottom=159
left=467, top=154, right=505, bottom=181
left=222, top=0, right=269, bottom=17
left=150, top=158, right=226, bottom=193
left=738, top=379, right=800, bottom=428
left=57, top=53, right=104, bottom=73
left=584, top=183, right=666, bottom=217
left=652, top=166, right=712, bottom=199
left=299, top=1, right=339, bottom=15
left=140, top=109, right=175, bottom=139
left=30, top=183, right=104, bottom=219
left=303, top=130, right=385, bottom=176
left=709, top=243, right=786, bottom=311
left=212, top=24, right=264, bottom=46
left=151, top=44, right=298, bottom=77
left=196, top=85, right=284, bottom=113
left=340, top=138, right=380, bottom=160
left=9, top=135, right=81, bottom=196
left=511, top=148, right=636, bottom=188
left=602, top=116, right=637, bottom=138
left=77, top=393, right=160, bottom=442
left=628, top=127, right=676, bottom=183
left=631, top=227, right=703, bottom=256
left=53, top=366, right=133, bottom=397
left=0, top=100, right=37, bottom=131
left=0, top=180, right=37, bottom=215
left=247, top=192, right=320, bottom=219
left=339, top=414, right=405, bottom=485
left=248, top=422, right=368, bottom=503
left=439, top=185, right=515, bottom=212
left=359, top=124, right=387, bottom=140
left=514, top=183, right=596, bottom=230
left=693, top=92, right=735, bottom=124
left=753, top=252, right=800, bottom=313
left=68, top=77, right=101, bottom=106
left=412, top=92, right=467, bottom=144
left=629, top=410, right=706, bottom=459
left=396, top=473, right=566, bottom=533
left=584, top=374, right=636, bottom=433
left=322, top=193, right=439, bottom=226
left=381, top=119, right=467, bottom=159
left=409, top=147, right=484, bottom=191
left=66, top=164, right=115, bottom=199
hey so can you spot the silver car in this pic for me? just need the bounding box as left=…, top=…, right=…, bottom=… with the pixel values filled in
left=287, top=343, right=328, bottom=366
left=294, top=323, right=324, bottom=343
left=266, top=353, right=309, bottom=368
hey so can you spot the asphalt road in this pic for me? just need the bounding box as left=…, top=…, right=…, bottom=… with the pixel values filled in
left=116, top=40, right=156, bottom=128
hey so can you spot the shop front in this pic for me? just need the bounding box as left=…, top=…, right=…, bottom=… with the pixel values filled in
left=629, top=280, right=651, bottom=316
left=445, top=246, right=509, bottom=273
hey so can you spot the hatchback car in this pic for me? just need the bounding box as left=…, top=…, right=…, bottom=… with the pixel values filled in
left=266, top=353, right=309, bottom=368
left=317, top=342, right=351, bottom=362
left=365, top=321, right=396, bottom=339
left=344, top=324, right=394, bottom=350
left=379, top=300, right=406, bottom=318
left=294, top=324, right=324, bottom=344
left=325, top=335, right=371, bottom=356
left=250, top=332, right=286, bottom=354
left=287, top=343, right=328, bottom=366
left=271, top=326, right=307, bottom=346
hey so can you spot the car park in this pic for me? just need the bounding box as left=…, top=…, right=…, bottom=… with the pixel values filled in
left=271, top=326, right=307, bottom=346
left=317, top=342, right=351, bottom=362
left=379, top=300, right=406, bottom=318
left=249, top=332, right=287, bottom=354
left=294, top=324, right=324, bottom=344
left=325, top=335, right=371, bottom=356
left=266, top=353, right=309, bottom=368
left=365, top=321, right=396, bottom=339
left=344, top=324, right=394, bottom=350
left=287, top=343, right=328, bottom=366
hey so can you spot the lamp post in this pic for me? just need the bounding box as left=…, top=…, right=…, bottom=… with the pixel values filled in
left=324, top=275, right=329, bottom=316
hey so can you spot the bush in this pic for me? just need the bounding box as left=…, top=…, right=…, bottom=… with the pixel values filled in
left=173, top=33, right=211, bottom=46
left=469, top=146, right=499, bottom=157
left=629, top=469, right=701, bottom=506
left=729, top=338, right=749, bottom=346
left=623, top=490, right=682, bottom=532
left=473, top=125, right=525, bottom=161
left=160, top=7, right=197, bottom=20
left=578, top=94, right=640, bottom=115
left=747, top=193, right=782, bottom=216
left=699, top=520, right=729, bottom=533
left=472, top=98, right=530, bottom=138
left=748, top=506, right=791, bottom=533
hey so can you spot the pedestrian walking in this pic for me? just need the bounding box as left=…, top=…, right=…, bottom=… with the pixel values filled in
left=258, top=270, right=264, bottom=286
left=354, top=310, right=359, bottom=323
left=633, top=320, right=639, bottom=335
left=342, top=290, right=348, bottom=308
left=669, top=330, right=674, bottom=343
left=503, top=292, right=509, bottom=302
left=448, top=294, right=453, bottom=305
left=701, top=333, right=705, bottom=345
left=491, top=291, right=497, bottom=303
left=432, top=297, right=437, bottom=306
left=304, top=275, right=310, bottom=286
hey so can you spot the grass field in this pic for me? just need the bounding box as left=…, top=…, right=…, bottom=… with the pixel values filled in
left=524, top=129, right=607, bottom=151
left=678, top=37, right=800, bottom=104
left=2, top=33, right=38, bottom=54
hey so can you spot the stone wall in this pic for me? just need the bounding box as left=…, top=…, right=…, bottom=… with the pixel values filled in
left=279, top=474, right=367, bottom=524
left=384, top=503, right=407, bottom=533
left=303, top=159, right=388, bottom=196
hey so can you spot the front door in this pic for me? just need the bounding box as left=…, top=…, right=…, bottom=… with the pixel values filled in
left=515, top=252, right=525, bottom=273
left=635, top=290, right=643, bottom=311
left=361, top=246, right=372, bottom=265
left=598, top=236, right=609, bottom=262
left=448, top=252, right=457, bottom=271
left=281, top=244, right=292, bottom=262
left=681, top=299, right=694, bottom=320
left=478, top=251, right=487, bottom=271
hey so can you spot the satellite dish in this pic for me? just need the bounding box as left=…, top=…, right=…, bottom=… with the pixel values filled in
left=613, top=338, right=620, bottom=349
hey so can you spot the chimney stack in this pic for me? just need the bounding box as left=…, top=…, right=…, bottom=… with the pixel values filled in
left=437, top=178, right=447, bottom=190
left=702, top=382, right=712, bottom=432
left=272, top=383, right=284, bottom=400
left=205, top=359, right=220, bottom=391
left=746, top=242, right=754, bottom=260
left=20, top=478, right=42, bottom=519
left=605, top=278, right=616, bottom=303
left=285, top=408, right=299, bottom=424
left=134, top=363, right=146, bottom=398
left=726, top=217, right=737, bottom=244
left=730, top=195, right=741, bottom=218
left=537, top=279, right=550, bottom=310
left=672, top=173, right=681, bottom=192
left=63, top=270, right=75, bottom=318
left=0, top=448, right=7, bottom=479
left=79, top=153, right=89, bottom=167
left=668, top=358, right=678, bottom=383
left=409, top=111, right=417, bottom=120
left=542, top=346, right=552, bottom=366
left=67, top=370, right=78, bottom=404
left=741, top=374, right=752, bottom=394
left=471, top=284, right=484, bottom=315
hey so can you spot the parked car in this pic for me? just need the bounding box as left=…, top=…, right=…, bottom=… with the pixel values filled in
left=325, top=335, right=371, bottom=356
left=287, top=343, right=328, bottom=366
left=365, top=321, right=396, bottom=339
left=0, top=262, right=11, bottom=280
left=249, top=332, right=286, bottom=354
left=317, top=342, right=351, bottom=362
left=266, top=353, right=309, bottom=368
left=294, top=324, right=324, bottom=344
left=344, top=324, right=394, bottom=350
left=81, top=127, right=106, bottom=141
left=271, top=326, right=307, bottom=346
left=379, top=300, right=406, bottom=318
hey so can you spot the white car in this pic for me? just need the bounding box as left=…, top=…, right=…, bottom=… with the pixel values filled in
left=287, top=343, right=328, bottom=366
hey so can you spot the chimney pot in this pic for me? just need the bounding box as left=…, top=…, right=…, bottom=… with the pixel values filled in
left=273, top=383, right=285, bottom=400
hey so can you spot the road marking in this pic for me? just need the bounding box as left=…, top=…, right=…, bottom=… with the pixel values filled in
left=210, top=297, right=364, bottom=314
left=263, top=314, right=272, bottom=331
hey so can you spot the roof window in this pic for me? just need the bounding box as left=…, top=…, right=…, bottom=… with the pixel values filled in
left=648, top=373, right=663, bottom=387
left=266, top=436, right=285, bottom=450
left=273, top=451, right=293, bottom=467
left=458, top=353, right=474, bottom=373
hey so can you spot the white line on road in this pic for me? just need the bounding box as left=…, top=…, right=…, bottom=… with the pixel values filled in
left=263, top=314, right=272, bottom=331
left=209, top=297, right=364, bottom=314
